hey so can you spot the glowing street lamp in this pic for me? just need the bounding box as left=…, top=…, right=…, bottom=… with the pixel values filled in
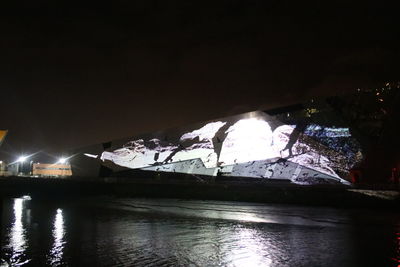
left=17, top=156, right=28, bottom=163
left=58, top=157, right=67, bottom=164
left=16, top=155, right=31, bottom=176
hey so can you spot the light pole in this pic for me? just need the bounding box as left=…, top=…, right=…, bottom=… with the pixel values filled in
left=17, top=155, right=29, bottom=176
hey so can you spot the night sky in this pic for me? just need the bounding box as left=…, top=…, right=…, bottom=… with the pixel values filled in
left=1, top=1, right=399, bottom=161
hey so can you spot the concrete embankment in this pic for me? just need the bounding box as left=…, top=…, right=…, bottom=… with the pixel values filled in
left=0, top=176, right=399, bottom=209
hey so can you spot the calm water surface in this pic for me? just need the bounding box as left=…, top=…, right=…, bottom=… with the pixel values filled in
left=1, top=196, right=399, bottom=266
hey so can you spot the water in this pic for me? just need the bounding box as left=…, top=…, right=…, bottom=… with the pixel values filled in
left=1, top=197, right=399, bottom=266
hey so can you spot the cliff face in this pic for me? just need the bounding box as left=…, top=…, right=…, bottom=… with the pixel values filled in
left=74, top=106, right=363, bottom=185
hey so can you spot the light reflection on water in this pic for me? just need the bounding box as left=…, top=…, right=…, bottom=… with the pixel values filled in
left=225, top=227, right=272, bottom=267
left=2, top=198, right=30, bottom=266
left=48, top=209, right=65, bottom=266
left=0, top=197, right=399, bottom=266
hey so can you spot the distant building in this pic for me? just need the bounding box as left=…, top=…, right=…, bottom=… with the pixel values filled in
left=6, top=162, right=72, bottom=178
left=32, top=163, right=72, bottom=177
left=0, top=160, right=9, bottom=176
left=7, top=161, right=33, bottom=176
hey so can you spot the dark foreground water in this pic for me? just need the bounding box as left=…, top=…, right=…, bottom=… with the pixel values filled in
left=0, top=197, right=399, bottom=267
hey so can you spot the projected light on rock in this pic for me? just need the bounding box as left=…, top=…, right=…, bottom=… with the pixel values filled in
left=219, top=118, right=274, bottom=165
left=272, top=125, right=339, bottom=178
left=173, top=121, right=226, bottom=168
left=100, top=121, right=226, bottom=169
left=180, top=121, right=226, bottom=142
left=84, top=110, right=362, bottom=185
left=272, top=125, right=296, bottom=152
left=101, top=138, right=177, bottom=169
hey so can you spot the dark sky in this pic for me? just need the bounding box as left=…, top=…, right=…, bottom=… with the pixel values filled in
left=1, top=1, right=399, bottom=160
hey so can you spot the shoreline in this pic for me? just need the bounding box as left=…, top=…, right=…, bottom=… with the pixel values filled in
left=0, top=176, right=399, bottom=209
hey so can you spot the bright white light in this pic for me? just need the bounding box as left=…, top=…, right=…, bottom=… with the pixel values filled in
left=225, top=227, right=272, bottom=267
left=49, top=208, right=65, bottom=265
left=17, top=156, right=28, bottom=163
left=219, top=118, right=275, bottom=165
left=8, top=198, right=30, bottom=265
left=58, top=157, right=67, bottom=164
left=54, top=209, right=64, bottom=242
left=84, top=153, right=98, bottom=159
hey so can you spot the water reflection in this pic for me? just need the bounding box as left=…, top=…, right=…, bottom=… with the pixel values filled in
left=1, top=197, right=399, bottom=266
left=48, top=209, right=66, bottom=266
left=225, top=227, right=272, bottom=267
left=3, top=198, right=31, bottom=266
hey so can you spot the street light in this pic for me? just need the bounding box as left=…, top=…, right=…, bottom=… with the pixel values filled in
left=58, top=157, right=67, bottom=164
left=16, top=155, right=30, bottom=176
left=17, top=156, right=28, bottom=163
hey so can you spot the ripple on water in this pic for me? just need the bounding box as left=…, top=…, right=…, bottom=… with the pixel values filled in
left=1, top=197, right=399, bottom=267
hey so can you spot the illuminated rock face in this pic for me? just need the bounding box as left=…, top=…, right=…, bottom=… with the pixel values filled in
left=100, top=139, right=179, bottom=169
left=100, top=121, right=226, bottom=169
left=86, top=111, right=362, bottom=185
left=219, top=119, right=274, bottom=165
